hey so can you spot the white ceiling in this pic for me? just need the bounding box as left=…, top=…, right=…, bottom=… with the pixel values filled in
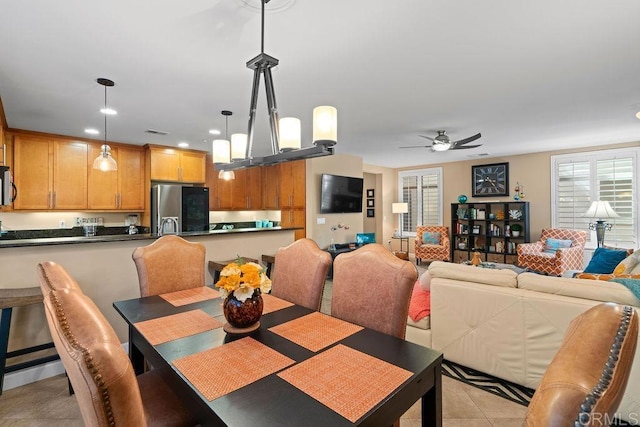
left=1, top=0, right=639, bottom=169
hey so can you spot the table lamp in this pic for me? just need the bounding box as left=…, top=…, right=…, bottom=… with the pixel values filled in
left=392, top=202, right=409, bottom=237
left=583, top=200, right=620, bottom=247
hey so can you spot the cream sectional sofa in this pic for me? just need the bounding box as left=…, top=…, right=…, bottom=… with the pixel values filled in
left=405, top=261, right=640, bottom=422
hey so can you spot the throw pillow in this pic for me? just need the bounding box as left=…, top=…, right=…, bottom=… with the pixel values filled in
left=418, top=271, right=432, bottom=292
left=613, top=248, right=640, bottom=275
left=609, top=277, right=640, bottom=301
left=408, top=281, right=431, bottom=322
left=583, top=247, right=630, bottom=274
left=544, top=238, right=573, bottom=254
left=422, top=232, right=441, bottom=245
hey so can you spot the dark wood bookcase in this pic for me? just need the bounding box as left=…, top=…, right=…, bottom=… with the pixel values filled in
left=451, top=201, right=530, bottom=265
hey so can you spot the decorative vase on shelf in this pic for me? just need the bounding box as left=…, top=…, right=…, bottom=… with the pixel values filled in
left=222, top=290, right=264, bottom=334
left=458, top=194, right=468, bottom=203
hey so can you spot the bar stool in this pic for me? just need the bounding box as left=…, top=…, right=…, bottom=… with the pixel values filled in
left=0, top=287, right=60, bottom=395
left=208, top=257, right=260, bottom=284
left=261, top=254, right=275, bottom=279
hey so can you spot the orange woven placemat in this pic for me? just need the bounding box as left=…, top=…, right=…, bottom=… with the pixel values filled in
left=268, top=312, right=363, bottom=352
left=262, top=293, right=294, bottom=314
left=134, top=309, right=222, bottom=345
left=160, top=286, right=220, bottom=306
left=278, top=344, right=413, bottom=423
left=173, top=337, right=295, bottom=401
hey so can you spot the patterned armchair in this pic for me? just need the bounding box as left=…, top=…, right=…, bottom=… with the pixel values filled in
left=415, top=226, right=450, bottom=265
left=517, top=228, right=587, bottom=276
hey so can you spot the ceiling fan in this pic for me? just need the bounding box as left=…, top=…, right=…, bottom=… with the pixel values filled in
left=400, top=130, right=482, bottom=152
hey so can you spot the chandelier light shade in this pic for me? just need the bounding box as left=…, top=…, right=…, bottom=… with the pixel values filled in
left=279, top=117, right=301, bottom=151
left=215, top=0, right=336, bottom=172
left=312, top=106, right=338, bottom=145
left=231, top=133, right=248, bottom=160
left=212, top=139, right=231, bottom=164
left=92, top=78, right=118, bottom=172
left=583, top=200, right=620, bottom=247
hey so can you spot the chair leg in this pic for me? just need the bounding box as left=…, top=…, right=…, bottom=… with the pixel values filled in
left=0, top=308, right=12, bottom=395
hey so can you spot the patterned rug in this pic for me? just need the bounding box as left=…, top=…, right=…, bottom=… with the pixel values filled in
left=442, top=360, right=534, bottom=406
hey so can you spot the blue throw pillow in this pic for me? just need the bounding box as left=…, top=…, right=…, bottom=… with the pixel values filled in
left=544, top=238, right=573, bottom=254
left=356, top=233, right=375, bottom=246
left=422, top=232, right=441, bottom=245
left=583, top=248, right=629, bottom=274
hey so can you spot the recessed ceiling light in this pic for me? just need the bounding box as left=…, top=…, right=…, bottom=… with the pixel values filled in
left=209, top=129, right=221, bottom=135
left=100, top=108, right=117, bottom=115
left=178, top=142, right=189, bottom=148
left=636, top=111, right=640, bottom=119
left=84, top=128, right=99, bottom=135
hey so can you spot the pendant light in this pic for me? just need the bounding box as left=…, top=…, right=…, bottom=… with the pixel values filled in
left=212, top=110, right=236, bottom=180
left=92, top=78, right=118, bottom=171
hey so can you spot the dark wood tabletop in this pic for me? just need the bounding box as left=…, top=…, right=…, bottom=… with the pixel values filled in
left=113, top=292, right=443, bottom=426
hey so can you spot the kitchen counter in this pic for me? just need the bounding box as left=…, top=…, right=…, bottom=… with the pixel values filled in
left=0, top=226, right=291, bottom=249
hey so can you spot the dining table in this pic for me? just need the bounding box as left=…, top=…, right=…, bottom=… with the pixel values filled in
left=113, top=286, right=443, bottom=426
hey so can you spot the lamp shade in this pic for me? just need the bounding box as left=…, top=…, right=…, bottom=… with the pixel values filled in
left=583, top=201, right=620, bottom=219
left=92, top=145, right=118, bottom=171
left=313, top=106, right=337, bottom=145
left=279, top=117, right=301, bottom=151
left=231, top=133, right=247, bottom=160
left=212, top=139, right=231, bottom=164
left=392, top=202, right=409, bottom=214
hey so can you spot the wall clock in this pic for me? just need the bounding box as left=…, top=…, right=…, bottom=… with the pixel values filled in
left=472, top=162, right=509, bottom=197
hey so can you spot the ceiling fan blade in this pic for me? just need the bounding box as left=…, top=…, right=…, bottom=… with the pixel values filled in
left=419, top=135, right=436, bottom=142
left=398, top=145, right=432, bottom=149
left=451, top=133, right=481, bottom=146
left=451, top=144, right=482, bottom=150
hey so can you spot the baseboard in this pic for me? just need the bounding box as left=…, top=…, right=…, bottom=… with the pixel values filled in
left=2, top=342, right=129, bottom=393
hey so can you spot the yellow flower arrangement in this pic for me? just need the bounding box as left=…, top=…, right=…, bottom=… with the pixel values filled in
left=215, top=257, right=272, bottom=302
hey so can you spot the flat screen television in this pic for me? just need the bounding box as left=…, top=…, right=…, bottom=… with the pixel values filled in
left=320, top=173, right=364, bottom=213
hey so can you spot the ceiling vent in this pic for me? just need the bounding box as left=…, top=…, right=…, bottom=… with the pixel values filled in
left=145, top=129, right=170, bottom=135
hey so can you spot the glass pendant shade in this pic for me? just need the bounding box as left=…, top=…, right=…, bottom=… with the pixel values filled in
left=231, top=133, right=248, bottom=160
left=313, top=106, right=337, bottom=145
left=92, top=145, right=118, bottom=171
left=212, top=139, right=231, bottom=164
left=279, top=117, right=301, bottom=151
left=218, top=170, right=235, bottom=181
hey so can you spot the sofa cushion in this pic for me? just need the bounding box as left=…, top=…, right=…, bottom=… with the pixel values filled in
left=428, top=261, right=518, bottom=288
left=544, top=238, right=573, bottom=254
left=584, top=247, right=629, bottom=274
left=406, top=315, right=431, bottom=330
left=422, top=232, right=441, bottom=245
left=518, top=273, right=640, bottom=306
left=408, top=281, right=430, bottom=322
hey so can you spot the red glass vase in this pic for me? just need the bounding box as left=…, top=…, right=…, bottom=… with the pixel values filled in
left=223, top=290, right=264, bottom=330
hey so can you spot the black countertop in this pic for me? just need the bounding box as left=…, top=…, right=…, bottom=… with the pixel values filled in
left=0, top=226, right=293, bottom=249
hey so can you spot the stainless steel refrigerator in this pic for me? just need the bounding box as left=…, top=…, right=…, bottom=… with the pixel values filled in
left=151, top=185, right=209, bottom=235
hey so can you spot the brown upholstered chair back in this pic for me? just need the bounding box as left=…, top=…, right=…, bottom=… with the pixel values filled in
left=39, top=283, right=146, bottom=426
left=37, top=261, right=83, bottom=295
left=525, top=303, right=638, bottom=426
left=271, top=238, right=332, bottom=311
left=331, top=243, right=417, bottom=338
left=132, top=235, right=206, bottom=297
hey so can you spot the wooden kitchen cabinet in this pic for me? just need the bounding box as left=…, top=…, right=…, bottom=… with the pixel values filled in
left=278, top=160, right=305, bottom=209
left=13, top=136, right=87, bottom=210
left=245, top=167, right=263, bottom=209
left=280, top=208, right=306, bottom=240
left=261, top=164, right=280, bottom=209
left=87, top=144, right=144, bottom=210
left=208, top=167, right=264, bottom=210
left=147, top=145, right=206, bottom=183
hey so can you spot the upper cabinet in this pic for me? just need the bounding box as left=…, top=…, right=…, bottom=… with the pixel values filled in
left=206, top=163, right=264, bottom=210
left=261, top=165, right=280, bottom=209
left=147, top=145, right=206, bottom=183
left=87, top=144, right=145, bottom=210
left=13, top=136, right=87, bottom=210
left=278, top=160, right=305, bottom=209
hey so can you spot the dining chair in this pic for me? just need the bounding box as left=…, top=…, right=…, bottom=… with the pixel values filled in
left=271, top=238, right=332, bottom=311
left=524, top=302, right=638, bottom=426
left=331, top=243, right=417, bottom=339
left=37, top=261, right=195, bottom=427
left=132, top=235, right=206, bottom=297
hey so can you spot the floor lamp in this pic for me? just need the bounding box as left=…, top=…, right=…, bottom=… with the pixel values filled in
left=584, top=201, right=620, bottom=248
left=392, top=202, right=409, bottom=237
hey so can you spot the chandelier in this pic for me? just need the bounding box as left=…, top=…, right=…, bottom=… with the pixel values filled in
left=213, top=0, right=336, bottom=172
left=92, top=78, right=118, bottom=172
